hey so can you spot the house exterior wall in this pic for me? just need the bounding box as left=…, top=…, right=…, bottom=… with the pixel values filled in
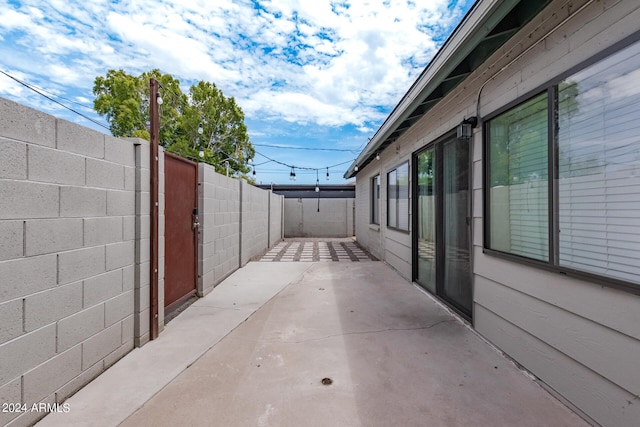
left=283, top=198, right=355, bottom=238
left=356, top=154, right=412, bottom=279
left=354, top=0, right=640, bottom=425
left=0, top=98, right=164, bottom=426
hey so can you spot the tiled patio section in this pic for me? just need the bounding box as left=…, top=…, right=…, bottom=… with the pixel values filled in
left=260, top=240, right=378, bottom=262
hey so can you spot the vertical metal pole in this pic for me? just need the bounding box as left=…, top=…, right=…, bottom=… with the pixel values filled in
left=149, top=78, right=160, bottom=340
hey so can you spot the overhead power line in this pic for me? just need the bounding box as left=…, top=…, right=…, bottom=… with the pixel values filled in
left=0, top=69, right=110, bottom=131
left=254, top=143, right=358, bottom=153
left=0, top=69, right=355, bottom=178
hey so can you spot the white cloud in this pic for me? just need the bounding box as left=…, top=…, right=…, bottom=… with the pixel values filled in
left=0, top=0, right=471, bottom=130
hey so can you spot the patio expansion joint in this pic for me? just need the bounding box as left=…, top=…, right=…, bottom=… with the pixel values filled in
left=275, top=319, right=458, bottom=344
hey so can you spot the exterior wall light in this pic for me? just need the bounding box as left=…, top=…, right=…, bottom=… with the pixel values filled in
left=457, top=117, right=478, bottom=140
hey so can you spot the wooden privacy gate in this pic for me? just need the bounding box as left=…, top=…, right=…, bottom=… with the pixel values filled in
left=164, top=152, right=198, bottom=311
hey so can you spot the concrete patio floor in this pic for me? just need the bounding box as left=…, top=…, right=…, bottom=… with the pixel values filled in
left=37, top=260, right=587, bottom=427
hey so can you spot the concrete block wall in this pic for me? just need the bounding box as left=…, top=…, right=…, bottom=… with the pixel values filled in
left=198, top=164, right=241, bottom=296
left=0, top=97, right=142, bottom=426
left=240, top=180, right=269, bottom=266
left=283, top=198, right=355, bottom=238
left=198, top=163, right=283, bottom=296
left=269, top=192, right=284, bottom=247
left=127, top=138, right=165, bottom=345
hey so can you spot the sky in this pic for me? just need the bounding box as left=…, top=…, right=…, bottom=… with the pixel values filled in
left=0, top=0, right=474, bottom=184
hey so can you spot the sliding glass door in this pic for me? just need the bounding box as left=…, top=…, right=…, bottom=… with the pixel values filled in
left=416, top=148, right=437, bottom=293
left=414, top=134, right=472, bottom=318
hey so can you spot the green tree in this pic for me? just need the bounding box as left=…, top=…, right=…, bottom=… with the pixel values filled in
left=93, top=69, right=254, bottom=178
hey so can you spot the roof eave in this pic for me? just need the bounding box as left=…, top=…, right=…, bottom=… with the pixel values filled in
left=344, top=0, right=522, bottom=179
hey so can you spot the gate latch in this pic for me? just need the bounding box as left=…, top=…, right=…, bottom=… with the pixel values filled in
left=192, top=208, right=200, bottom=230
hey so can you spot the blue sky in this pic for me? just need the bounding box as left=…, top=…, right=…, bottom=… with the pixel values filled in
left=0, top=0, right=473, bottom=184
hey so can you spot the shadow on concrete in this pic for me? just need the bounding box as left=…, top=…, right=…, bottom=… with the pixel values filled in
left=42, top=260, right=587, bottom=426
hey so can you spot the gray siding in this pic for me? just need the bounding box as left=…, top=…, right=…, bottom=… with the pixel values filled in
left=354, top=0, right=640, bottom=425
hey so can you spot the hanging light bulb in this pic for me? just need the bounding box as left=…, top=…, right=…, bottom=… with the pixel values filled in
left=326, top=167, right=330, bottom=181
left=292, top=168, right=296, bottom=181
left=354, top=164, right=359, bottom=172
left=156, top=92, right=163, bottom=105
left=289, top=167, right=294, bottom=181
left=199, top=150, right=204, bottom=158
left=315, top=181, right=320, bottom=192
left=252, top=167, right=256, bottom=177
left=197, top=123, right=204, bottom=135
left=376, top=152, right=380, bottom=160
left=247, top=157, right=253, bottom=164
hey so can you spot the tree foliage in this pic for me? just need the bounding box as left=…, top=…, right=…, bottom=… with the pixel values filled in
left=93, top=69, right=254, bottom=177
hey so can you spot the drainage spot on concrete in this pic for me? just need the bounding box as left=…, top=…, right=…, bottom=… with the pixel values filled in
left=321, top=377, right=333, bottom=386
left=318, top=287, right=325, bottom=291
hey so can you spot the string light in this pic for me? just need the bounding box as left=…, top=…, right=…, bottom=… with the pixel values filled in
left=376, top=152, right=380, bottom=160
left=315, top=170, right=320, bottom=192
left=326, top=167, right=330, bottom=181
left=156, top=92, right=163, bottom=105
left=197, top=123, right=204, bottom=135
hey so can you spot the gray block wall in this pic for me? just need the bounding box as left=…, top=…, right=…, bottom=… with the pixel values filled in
left=126, top=138, right=165, bottom=345
left=240, top=180, right=269, bottom=266
left=197, top=163, right=283, bottom=296
left=198, top=164, right=240, bottom=296
left=269, top=192, right=283, bottom=247
left=0, top=98, right=145, bottom=426
left=1, top=96, right=275, bottom=426
left=283, top=198, right=355, bottom=238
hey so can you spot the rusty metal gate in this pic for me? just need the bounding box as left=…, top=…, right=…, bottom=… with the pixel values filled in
left=164, top=152, right=198, bottom=311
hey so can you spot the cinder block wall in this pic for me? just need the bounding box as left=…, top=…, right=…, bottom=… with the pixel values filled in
left=198, top=164, right=283, bottom=296
left=240, top=180, right=269, bottom=266
left=269, top=192, right=284, bottom=247
left=283, top=198, right=355, bottom=238
left=126, top=138, right=165, bottom=344
left=0, top=98, right=151, bottom=426
left=198, top=164, right=241, bottom=296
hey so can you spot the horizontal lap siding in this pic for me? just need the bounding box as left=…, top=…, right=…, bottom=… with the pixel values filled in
left=471, top=1, right=640, bottom=424
left=355, top=0, right=640, bottom=425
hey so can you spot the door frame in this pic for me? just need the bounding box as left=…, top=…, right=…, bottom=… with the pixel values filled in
left=412, top=129, right=474, bottom=321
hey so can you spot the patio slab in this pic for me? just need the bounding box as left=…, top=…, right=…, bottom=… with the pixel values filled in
left=38, top=260, right=587, bottom=427
left=36, top=262, right=313, bottom=427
